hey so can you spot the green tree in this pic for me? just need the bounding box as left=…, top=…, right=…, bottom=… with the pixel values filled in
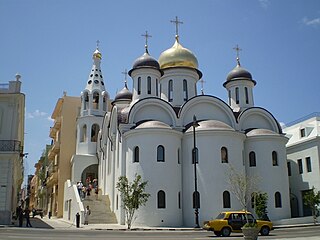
left=303, top=187, right=320, bottom=225
left=252, top=192, right=269, bottom=220
left=116, top=174, right=150, bottom=229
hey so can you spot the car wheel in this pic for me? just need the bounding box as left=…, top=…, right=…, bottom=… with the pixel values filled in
left=260, top=226, right=270, bottom=236
left=221, top=227, right=231, bottom=237
left=214, top=231, right=221, bottom=236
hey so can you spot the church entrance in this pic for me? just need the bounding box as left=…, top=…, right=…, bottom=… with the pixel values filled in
left=81, top=164, right=98, bottom=187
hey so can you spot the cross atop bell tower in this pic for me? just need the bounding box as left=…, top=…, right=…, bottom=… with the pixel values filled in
left=141, top=31, right=152, bottom=53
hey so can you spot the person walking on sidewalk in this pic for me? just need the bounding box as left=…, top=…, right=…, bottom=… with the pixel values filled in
left=25, top=208, right=32, bottom=227
left=84, top=206, right=91, bottom=225
left=17, top=206, right=24, bottom=227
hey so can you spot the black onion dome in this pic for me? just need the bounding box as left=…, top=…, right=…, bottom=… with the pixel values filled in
left=224, top=59, right=256, bottom=87
left=226, top=65, right=252, bottom=81
left=114, top=84, right=132, bottom=101
left=128, top=51, right=161, bottom=76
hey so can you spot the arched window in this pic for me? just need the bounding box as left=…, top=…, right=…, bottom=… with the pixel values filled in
left=157, top=190, right=166, bottom=208
left=133, top=146, right=139, bottom=163
left=137, top=77, right=141, bottom=95
left=223, top=191, right=231, bottom=208
left=228, top=90, right=231, bottom=105
left=157, top=145, right=165, bottom=162
left=178, top=192, right=181, bottom=209
left=168, top=80, right=173, bottom=102
left=83, top=92, right=89, bottom=110
left=251, top=192, right=257, bottom=208
left=91, top=124, right=100, bottom=142
left=221, top=147, right=228, bottom=163
left=249, top=151, right=256, bottom=167
left=177, top=148, right=180, bottom=164
left=193, top=191, right=200, bottom=209
left=103, top=95, right=107, bottom=111
left=183, top=79, right=188, bottom=101
left=272, top=151, right=278, bottom=166
left=147, top=76, right=151, bottom=94
left=275, top=192, right=282, bottom=208
left=235, top=87, right=239, bottom=104
left=245, top=87, right=249, bottom=104
left=93, top=92, right=99, bottom=109
left=80, top=125, right=87, bottom=142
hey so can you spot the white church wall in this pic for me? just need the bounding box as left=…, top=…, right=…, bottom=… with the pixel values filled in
left=128, top=100, right=177, bottom=127
left=182, top=129, right=245, bottom=226
left=179, top=96, right=236, bottom=129
left=239, top=109, right=280, bottom=133
left=245, top=135, right=291, bottom=220
left=123, top=127, right=183, bottom=226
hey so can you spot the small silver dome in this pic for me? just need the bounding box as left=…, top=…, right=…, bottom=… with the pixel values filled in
left=186, top=120, right=233, bottom=132
left=246, top=128, right=278, bottom=137
left=114, top=84, right=132, bottom=101
left=135, top=120, right=171, bottom=129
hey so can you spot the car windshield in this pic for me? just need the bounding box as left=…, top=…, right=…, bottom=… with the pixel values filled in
left=215, top=213, right=226, bottom=219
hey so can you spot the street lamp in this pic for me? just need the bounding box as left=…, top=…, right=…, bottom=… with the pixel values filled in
left=192, top=115, right=200, bottom=228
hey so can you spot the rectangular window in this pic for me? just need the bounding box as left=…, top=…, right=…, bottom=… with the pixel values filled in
left=287, top=162, right=291, bottom=176
left=298, top=159, right=303, bottom=174
left=306, top=157, right=312, bottom=172
left=300, top=128, right=306, bottom=138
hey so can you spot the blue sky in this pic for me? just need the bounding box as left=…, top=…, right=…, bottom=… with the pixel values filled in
left=0, top=0, right=319, bottom=176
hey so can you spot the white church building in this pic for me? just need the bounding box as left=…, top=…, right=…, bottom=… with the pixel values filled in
left=64, top=23, right=291, bottom=227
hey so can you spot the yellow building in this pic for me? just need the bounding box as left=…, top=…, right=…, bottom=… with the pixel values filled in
left=47, top=93, right=80, bottom=217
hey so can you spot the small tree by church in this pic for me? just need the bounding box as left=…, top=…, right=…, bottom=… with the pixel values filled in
left=116, top=174, right=150, bottom=229
left=303, top=187, right=320, bottom=225
left=227, top=165, right=258, bottom=225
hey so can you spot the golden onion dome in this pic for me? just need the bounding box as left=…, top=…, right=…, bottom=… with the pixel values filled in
left=93, top=49, right=102, bottom=60
left=159, top=36, right=199, bottom=70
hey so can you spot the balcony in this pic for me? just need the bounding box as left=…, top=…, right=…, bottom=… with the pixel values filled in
left=49, top=117, right=61, bottom=138
left=47, top=141, right=60, bottom=160
left=0, top=140, right=22, bottom=153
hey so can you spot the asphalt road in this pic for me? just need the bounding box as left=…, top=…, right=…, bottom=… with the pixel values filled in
left=1, top=225, right=320, bottom=240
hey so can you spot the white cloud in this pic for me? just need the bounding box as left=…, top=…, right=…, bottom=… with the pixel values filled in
left=26, top=109, right=49, bottom=119
left=47, top=116, right=54, bottom=122
left=259, top=0, right=270, bottom=9
left=302, top=17, right=320, bottom=26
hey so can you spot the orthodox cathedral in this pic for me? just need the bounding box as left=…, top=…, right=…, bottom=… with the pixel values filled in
left=66, top=19, right=291, bottom=227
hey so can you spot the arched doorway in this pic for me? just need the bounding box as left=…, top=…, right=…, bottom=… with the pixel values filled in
left=81, top=164, right=98, bottom=187
left=290, top=193, right=299, bottom=217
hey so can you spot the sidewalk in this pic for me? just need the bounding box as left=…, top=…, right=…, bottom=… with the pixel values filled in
left=2, top=216, right=320, bottom=232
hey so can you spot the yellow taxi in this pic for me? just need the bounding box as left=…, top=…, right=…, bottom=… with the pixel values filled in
left=203, top=211, right=273, bottom=237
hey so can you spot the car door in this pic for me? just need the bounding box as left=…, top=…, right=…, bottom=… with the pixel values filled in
left=228, top=213, right=243, bottom=230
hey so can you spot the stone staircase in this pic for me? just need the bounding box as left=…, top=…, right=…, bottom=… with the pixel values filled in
left=82, top=194, right=117, bottom=224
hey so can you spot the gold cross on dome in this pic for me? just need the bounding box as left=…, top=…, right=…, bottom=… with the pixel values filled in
left=233, top=44, right=242, bottom=59
left=141, top=31, right=152, bottom=47
left=200, top=79, right=206, bottom=95
left=170, top=16, right=183, bottom=37
left=121, top=69, right=128, bottom=84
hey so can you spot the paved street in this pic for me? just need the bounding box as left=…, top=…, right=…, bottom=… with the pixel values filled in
left=0, top=217, right=320, bottom=240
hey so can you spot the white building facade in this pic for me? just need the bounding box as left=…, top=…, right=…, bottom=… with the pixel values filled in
left=93, top=33, right=291, bottom=227
left=283, top=113, right=320, bottom=218
left=0, top=74, right=25, bottom=224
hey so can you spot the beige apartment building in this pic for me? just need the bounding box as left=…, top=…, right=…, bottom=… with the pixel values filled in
left=46, top=93, right=80, bottom=217
left=0, top=74, right=25, bottom=224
